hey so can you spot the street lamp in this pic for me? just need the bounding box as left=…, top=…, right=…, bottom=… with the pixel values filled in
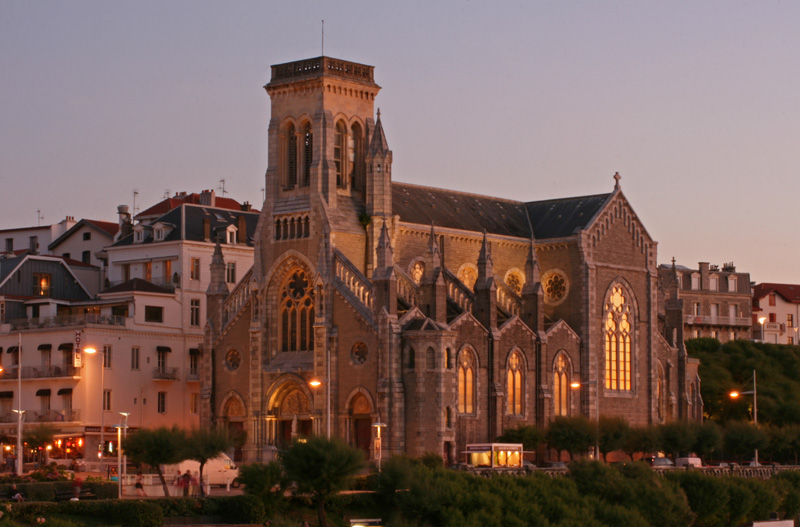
left=372, top=421, right=387, bottom=472
left=115, top=412, right=129, bottom=499
left=12, top=410, right=25, bottom=476
left=758, top=317, right=767, bottom=342
left=730, top=369, right=759, bottom=466
left=309, top=348, right=332, bottom=439
left=84, top=347, right=105, bottom=473
left=571, top=357, right=601, bottom=461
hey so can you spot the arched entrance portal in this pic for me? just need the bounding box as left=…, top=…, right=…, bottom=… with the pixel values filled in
left=350, top=393, right=372, bottom=455
left=276, top=388, right=312, bottom=447
left=222, top=396, right=246, bottom=462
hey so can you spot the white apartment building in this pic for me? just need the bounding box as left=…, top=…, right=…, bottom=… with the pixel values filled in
left=752, top=283, right=800, bottom=345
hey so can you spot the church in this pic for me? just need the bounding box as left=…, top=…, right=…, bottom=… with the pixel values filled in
left=201, top=56, right=701, bottom=463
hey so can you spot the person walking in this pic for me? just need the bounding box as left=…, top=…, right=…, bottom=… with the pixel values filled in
left=181, top=470, right=191, bottom=497
left=134, top=472, right=147, bottom=497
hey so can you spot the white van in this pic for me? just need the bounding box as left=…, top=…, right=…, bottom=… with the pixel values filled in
left=165, top=453, right=240, bottom=488
left=675, top=457, right=703, bottom=468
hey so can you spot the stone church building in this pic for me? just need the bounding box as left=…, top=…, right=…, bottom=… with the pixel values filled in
left=201, top=56, right=701, bottom=463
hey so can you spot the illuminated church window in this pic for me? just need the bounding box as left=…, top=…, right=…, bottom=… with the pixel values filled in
left=604, top=285, right=632, bottom=391
left=505, top=271, right=523, bottom=294
left=458, top=350, right=476, bottom=414
left=542, top=269, right=569, bottom=306
left=411, top=261, right=425, bottom=284
left=507, top=351, right=523, bottom=415
left=553, top=354, right=570, bottom=416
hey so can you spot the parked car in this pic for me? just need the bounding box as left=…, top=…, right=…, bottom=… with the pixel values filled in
left=675, top=457, right=703, bottom=468
left=650, top=457, right=674, bottom=468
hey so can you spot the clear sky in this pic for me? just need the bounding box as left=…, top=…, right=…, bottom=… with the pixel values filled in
left=2, top=1, right=798, bottom=283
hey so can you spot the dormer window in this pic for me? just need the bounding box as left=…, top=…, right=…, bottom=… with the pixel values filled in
left=155, top=230, right=164, bottom=241
left=134, top=229, right=144, bottom=243
left=226, top=226, right=237, bottom=244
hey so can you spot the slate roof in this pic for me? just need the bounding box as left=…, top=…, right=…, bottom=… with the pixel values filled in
left=391, top=182, right=610, bottom=240
left=113, top=205, right=260, bottom=247
left=136, top=192, right=256, bottom=220
left=753, top=283, right=800, bottom=304
left=102, top=278, right=172, bottom=294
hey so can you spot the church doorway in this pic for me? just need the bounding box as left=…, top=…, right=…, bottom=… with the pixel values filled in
left=221, top=396, right=247, bottom=462
left=349, top=393, right=372, bottom=455
left=274, top=388, right=312, bottom=447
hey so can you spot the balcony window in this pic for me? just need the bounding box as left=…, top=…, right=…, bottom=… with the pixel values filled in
left=157, top=392, right=166, bottom=414
left=189, top=349, right=199, bottom=376
left=157, top=349, right=168, bottom=373
left=769, top=313, right=776, bottom=323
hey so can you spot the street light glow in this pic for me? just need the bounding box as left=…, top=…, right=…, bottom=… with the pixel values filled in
left=309, top=379, right=322, bottom=388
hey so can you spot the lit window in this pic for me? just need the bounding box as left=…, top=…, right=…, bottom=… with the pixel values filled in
left=604, top=285, right=632, bottom=392
left=553, top=354, right=569, bottom=416
left=33, top=273, right=51, bottom=296
left=507, top=351, right=523, bottom=415
left=458, top=350, right=476, bottom=414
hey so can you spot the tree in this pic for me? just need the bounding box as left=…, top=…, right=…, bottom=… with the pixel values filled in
left=623, top=425, right=660, bottom=460
left=183, top=426, right=233, bottom=497
left=124, top=426, right=186, bottom=496
left=546, top=416, right=594, bottom=461
left=495, top=425, right=543, bottom=451
left=281, top=436, right=365, bottom=527
left=692, top=421, right=722, bottom=463
left=24, top=424, right=56, bottom=465
left=659, top=421, right=696, bottom=459
left=598, top=416, right=629, bottom=461
left=723, top=421, right=767, bottom=463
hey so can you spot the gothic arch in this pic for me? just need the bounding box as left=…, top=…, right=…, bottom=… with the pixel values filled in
left=503, top=268, right=525, bottom=295
left=601, top=279, right=639, bottom=393
left=456, top=262, right=478, bottom=291
left=505, top=348, right=526, bottom=416
left=265, top=374, right=315, bottom=445
left=457, top=345, right=478, bottom=414
left=219, top=391, right=247, bottom=422
left=552, top=351, right=573, bottom=417
left=344, top=387, right=376, bottom=455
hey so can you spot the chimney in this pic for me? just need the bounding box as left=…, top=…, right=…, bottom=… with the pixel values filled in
left=241, top=202, right=252, bottom=212
left=117, top=205, right=132, bottom=239
left=199, top=189, right=216, bottom=207
left=237, top=216, right=246, bottom=244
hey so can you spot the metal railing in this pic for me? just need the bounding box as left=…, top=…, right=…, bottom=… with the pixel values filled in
left=684, top=315, right=752, bottom=326
left=10, top=313, right=126, bottom=330
left=0, top=365, right=80, bottom=380
left=153, top=367, right=179, bottom=380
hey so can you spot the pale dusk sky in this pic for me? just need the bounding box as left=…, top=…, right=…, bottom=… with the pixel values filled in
left=2, top=1, right=798, bottom=283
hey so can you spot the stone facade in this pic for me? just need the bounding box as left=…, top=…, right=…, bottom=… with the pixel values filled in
left=202, top=56, right=700, bottom=464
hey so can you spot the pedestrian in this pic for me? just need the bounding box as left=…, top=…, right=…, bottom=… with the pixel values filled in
left=11, top=484, right=23, bottom=502
left=190, top=471, right=199, bottom=497
left=181, top=470, right=191, bottom=497
left=134, top=472, right=147, bottom=497
left=72, top=476, right=83, bottom=499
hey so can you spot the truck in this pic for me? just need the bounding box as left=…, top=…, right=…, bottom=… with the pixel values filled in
left=165, top=453, right=240, bottom=489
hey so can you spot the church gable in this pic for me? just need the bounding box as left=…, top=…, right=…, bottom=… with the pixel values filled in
left=585, top=188, right=655, bottom=270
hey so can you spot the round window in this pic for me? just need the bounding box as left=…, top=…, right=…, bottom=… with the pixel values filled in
left=542, top=269, right=570, bottom=306
left=225, top=349, right=241, bottom=370
left=351, top=342, right=368, bottom=365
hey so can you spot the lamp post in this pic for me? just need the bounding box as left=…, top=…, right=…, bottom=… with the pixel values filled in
left=730, top=369, right=759, bottom=466
left=758, top=317, right=767, bottom=342
left=119, top=412, right=129, bottom=480
left=84, top=347, right=105, bottom=473
left=12, top=410, right=25, bottom=476
left=115, top=412, right=128, bottom=499
left=570, top=357, right=600, bottom=461
left=309, top=348, right=332, bottom=438
left=372, top=421, right=387, bottom=472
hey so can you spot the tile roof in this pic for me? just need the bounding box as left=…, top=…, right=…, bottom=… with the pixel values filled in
left=48, top=219, right=119, bottom=250
left=102, top=278, right=173, bottom=294
left=135, top=192, right=257, bottom=220
left=391, top=182, right=610, bottom=240
left=753, top=283, right=800, bottom=304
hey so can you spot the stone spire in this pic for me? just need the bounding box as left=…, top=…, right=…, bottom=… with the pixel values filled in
left=373, top=218, right=397, bottom=317
left=376, top=219, right=393, bottom=271
left=207, top=239, right=229, bottom=296
left=421, top=222, right=447, bottom=323
left=474, top=230, right=497, bottom=330
left=366, top=110, right=393, bottom=217
left=521, top=237, right=544, bottom=331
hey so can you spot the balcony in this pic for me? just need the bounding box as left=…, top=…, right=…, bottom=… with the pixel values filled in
left=105, top=276, right=176, bottom=292
left=186, top=372, right=200, bottom=382
left=684, top=315, right=751, bottom=327
left=153, top=367, right=179, bottom=381
left=9, top=314, right=126, bottom=331
left=0, top=365, right=80, bottom=381
left=0, top=409, right=80, bottom=423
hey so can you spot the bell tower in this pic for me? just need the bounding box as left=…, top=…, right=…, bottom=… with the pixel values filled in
left=263, top=57, right=382, bottom=209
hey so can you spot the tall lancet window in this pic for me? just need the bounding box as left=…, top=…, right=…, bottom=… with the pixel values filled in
left=349, top=123, right=364, bottom=190
left=604, top=285, right=633, bottom=391
left=553, top=354, right=570, bottom=416
left=286, top=124, right=297, bottom=189
left=506, top=351, right=523, bottom=416
left=301, top=123, right=313, bottom=187
left=458, top=349, right=476, bottom=414
left=334, top=122, right=346, bottom=188
left=280, top=269, right=315, bottom=352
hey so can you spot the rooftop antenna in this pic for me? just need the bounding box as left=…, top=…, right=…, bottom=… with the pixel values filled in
left=133, top=189, right=139, bottom=215
left=321, top=20, right=324, bottom=56
left=218, top=178, right=228, bottom=196
left=36, top=209, right=44, bottom=226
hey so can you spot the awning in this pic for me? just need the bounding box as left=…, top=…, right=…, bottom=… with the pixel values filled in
left=57, top=388, right=73, bottom=395
left=7, top=346, right=17, bottom=354
left=58, top=343, right=73, bottom=351
left=189, top=348, right=200, bottom=355
left=0, top=392, right=13, bottom=399
left=157, top=346, right=171, bottom=352
left=38, top=344, right=52, bottom=351
left=36, top=389, right=51, bottom=397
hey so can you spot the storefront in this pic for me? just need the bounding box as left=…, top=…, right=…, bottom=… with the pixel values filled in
left=464, top=443, right=523, bottom=468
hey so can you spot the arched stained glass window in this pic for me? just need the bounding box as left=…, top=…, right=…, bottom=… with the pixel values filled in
left=604, top=285, right=632, bottom=391
left=279, top=269, right=315, bottom=352
left=553, top=354, right=570, bottom=416
left=507, top=351, right=523, bottom=415
left=458, top=350, right=475, bottom=414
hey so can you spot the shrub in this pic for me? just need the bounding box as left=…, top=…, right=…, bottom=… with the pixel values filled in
left=215, top=494, right=266, bottom=524
left=666, top=470, right=729, bottom=527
